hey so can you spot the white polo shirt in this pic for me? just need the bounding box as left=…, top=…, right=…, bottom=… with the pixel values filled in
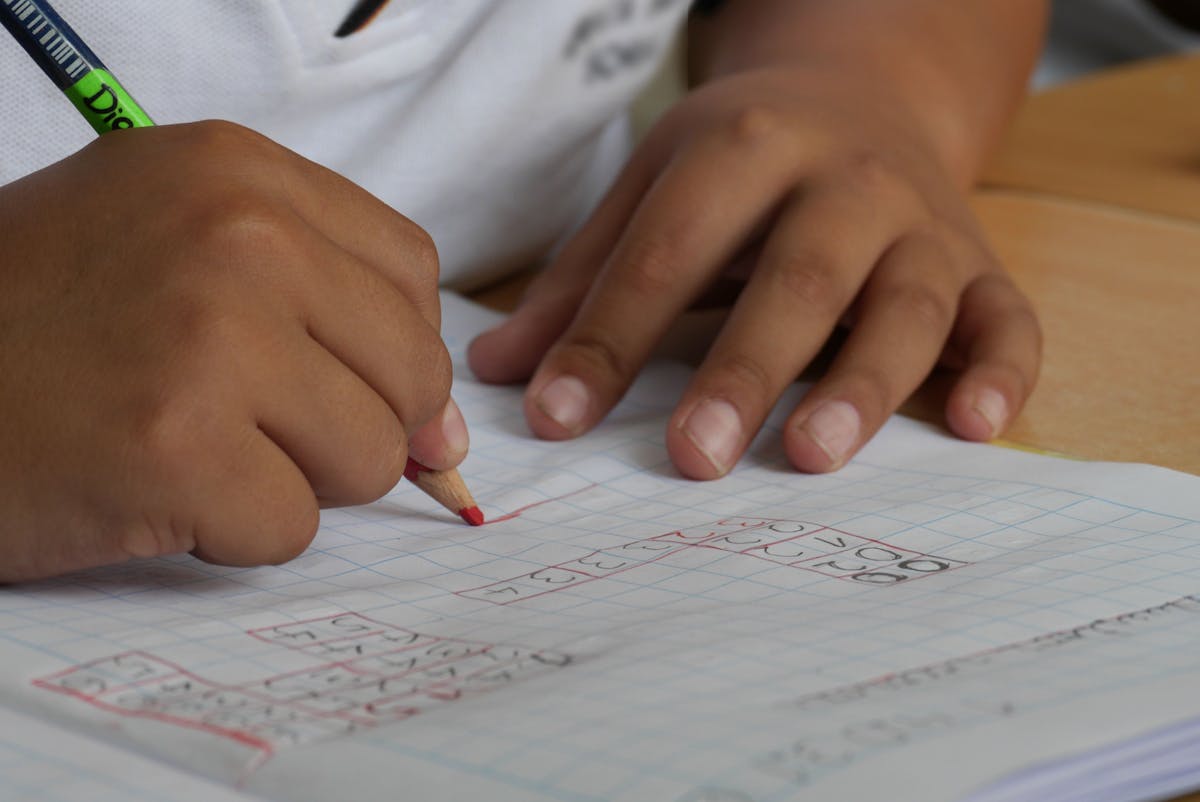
left=0, top=0, right=690, bottom=288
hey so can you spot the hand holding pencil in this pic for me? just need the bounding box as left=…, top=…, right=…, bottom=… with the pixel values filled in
left=0, top=0, right=480, bottom=582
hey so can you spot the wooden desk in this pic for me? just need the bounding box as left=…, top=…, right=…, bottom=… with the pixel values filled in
left=983, top=55, right=1200, bottom=222
left=968, top=192, right=1199, bottom=473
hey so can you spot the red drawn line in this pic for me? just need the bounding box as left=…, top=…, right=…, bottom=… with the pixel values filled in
left=483, top=483, right=599, bottom=524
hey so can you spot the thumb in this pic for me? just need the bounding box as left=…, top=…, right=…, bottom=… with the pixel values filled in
left=406, top=397, right=470, bottom=471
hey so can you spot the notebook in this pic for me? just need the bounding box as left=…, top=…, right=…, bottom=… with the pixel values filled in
left=2, top=293, right=1198, bottom=802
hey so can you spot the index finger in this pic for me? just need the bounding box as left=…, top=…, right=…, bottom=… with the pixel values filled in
left=524, top=115, right=804, bottom=439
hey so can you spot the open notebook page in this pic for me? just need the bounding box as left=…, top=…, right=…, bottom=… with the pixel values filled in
left=1, top=293, right=1199, bottom=802
left=0, top=706, right=261, bottom=802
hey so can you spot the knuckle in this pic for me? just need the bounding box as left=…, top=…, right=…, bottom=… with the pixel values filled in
left=841, top=367, right=894, bottom=422
left=955, top=222, right=994, bottom=256
left=840, top=150, right=896, bottom=196
left=189, top=192, right=297, bottom=264
left=970, top=273, right=1043, bottom=348
left=342, top=436, right=407, bottom=507
left=131, top=393, right=207, bottom=486
left=890, top=282, right=955, bottom=331
left=772, top=256, right=843, bottom=310
left=405, top=340, right=453, bottom=425
left=174, top=303, right=248, bottom=367
left=393, top=235, right=442, bottom=326
left=726, top=105, right=784, bottom=146
left=617, top=235, right=683, bottom=298
left=977, top=269, right=1029, bottom=305
left=130, top=323, right=246, bottom=476
left=179, top=119, right=272, bottom=159
left=401, top=222, right=441, bottom=284
left=426, top=344, right=454, bottom=401
left=915, top=218, right=981, bottom=264
left=559, top=331, right=633, bottom=383
left=714, top=352, right=775, bottom=401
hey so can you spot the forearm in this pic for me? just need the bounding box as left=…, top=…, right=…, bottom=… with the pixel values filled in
left=688, top=0, right=1048, bottom=183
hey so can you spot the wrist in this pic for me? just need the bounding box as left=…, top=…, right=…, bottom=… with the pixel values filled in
left=688, top=2, right=1044, bottom=187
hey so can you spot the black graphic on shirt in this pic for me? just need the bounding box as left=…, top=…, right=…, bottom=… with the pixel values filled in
left=335, top=0, right=392, bottom=38
left=563, top=0, right=689, bottom=83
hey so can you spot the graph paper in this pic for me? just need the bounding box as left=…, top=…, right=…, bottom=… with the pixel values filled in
left=2, top=294, right=1199, bottom=802
left=0, top=707, right=260, bottom=802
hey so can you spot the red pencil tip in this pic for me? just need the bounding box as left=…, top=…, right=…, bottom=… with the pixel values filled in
left=459, top=506, right=485, bottom=526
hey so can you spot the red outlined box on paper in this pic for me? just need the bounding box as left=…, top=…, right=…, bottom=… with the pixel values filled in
left=457, top=569, right=593, bottom=605
left=35, top=651, right=184, bottom=701
left=246, top=613, right=384, bottom=650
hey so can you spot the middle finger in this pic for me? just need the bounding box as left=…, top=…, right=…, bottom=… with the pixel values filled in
left=524, top=112, right=807, bottom=440
left=666, top=182, right=907, bottom=478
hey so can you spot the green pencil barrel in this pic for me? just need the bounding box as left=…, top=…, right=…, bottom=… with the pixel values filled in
left=64, top=68, right=154, bottom=134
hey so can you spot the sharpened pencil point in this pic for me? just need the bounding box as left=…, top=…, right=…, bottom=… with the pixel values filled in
left=405, top=458, right=481, bottom=524
left=460, top=506, right=485, bottom=527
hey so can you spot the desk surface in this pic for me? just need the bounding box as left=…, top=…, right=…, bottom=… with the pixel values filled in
left=983, top=55, right=1200, bottom=222
left=953, top=191, right=1197, bottom=474
left=977, top=56, right=1200, bottom=475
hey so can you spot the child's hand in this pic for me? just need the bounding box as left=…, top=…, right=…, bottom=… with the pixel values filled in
left=469, top=66, right=1040, bottom=479
left=0, top=122, right=461, bottom=581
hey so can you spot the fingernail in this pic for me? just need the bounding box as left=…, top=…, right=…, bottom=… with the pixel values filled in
left=803, top=400, right=860, bottom=468
left=682, top=399, right=742, bottom=475
left=972, top=388, right=1008, bottom=439
left=442, top=398, right=470, bottom=458
left=535, top=375, right=591, bottom=433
